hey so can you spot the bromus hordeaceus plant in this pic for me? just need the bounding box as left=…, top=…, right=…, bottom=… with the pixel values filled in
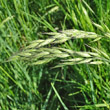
left=8, top=29, right=110, bottom=67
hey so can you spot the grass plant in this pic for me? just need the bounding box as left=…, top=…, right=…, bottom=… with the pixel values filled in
left=0, top=0, right=110, bottom=110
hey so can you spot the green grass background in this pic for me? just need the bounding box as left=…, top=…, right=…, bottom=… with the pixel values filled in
left=0, top=0, right=110, bottom=109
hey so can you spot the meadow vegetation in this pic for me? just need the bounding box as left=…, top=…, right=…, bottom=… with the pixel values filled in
left=0, top=0, right=110, bottom=110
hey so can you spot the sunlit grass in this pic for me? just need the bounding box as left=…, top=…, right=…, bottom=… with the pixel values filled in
left=0, top=0, right=110, bottom=110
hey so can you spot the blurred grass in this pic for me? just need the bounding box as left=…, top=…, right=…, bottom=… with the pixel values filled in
left=0, top=0, right=110, bottom=110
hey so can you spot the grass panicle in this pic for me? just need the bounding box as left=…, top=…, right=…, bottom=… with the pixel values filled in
left=8, top=29, right=109, bottom=67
